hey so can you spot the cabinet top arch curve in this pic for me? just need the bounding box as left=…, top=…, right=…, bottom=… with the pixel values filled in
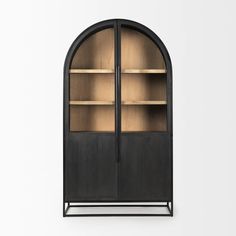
left=64, top=19, right=172, bottom=76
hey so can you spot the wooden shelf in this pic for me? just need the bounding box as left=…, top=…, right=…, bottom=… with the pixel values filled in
left=122, top=101, right=167, bottom=105
left=69, top=69, right=166, bottom=74
left=70, top=101, right=114, bottom=105
left=70, top=69, right=114, bottom=74
left=70, top=100, right=166, bottom=105
left=122, top=69, right=166, bottom=74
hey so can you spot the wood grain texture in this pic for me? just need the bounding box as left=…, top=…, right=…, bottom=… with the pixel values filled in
left=120, top=26, right=168, bottom=133
left=70, top=106, right=114, bottom=131
left=121, top=73, right=167, bottom=101
left=70, top=69, right=114, bottom=73
left=122, top=101, right=166, bottom=105
left=120, top=133, right=171, bottom=201
left=65, top=133, right=117, bottom=201
left=69, top=101, right=166, bottom=105
left=71, top=28, right=114, bottom=69
left=121, top=106, right=167, bottom=131
left=70, top=101, right=114, bottom=105
left=122, top=69, right=166, bottom=73
left=70, top=74, right=114, bottom=101
left=121, top=28, right=166, bottom=69
left=70, top=69, right=166, bottom=74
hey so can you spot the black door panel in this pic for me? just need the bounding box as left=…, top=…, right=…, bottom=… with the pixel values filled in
left=65, top=133, right=117, bottom=201
left=119, top=133, right=171, bottom=201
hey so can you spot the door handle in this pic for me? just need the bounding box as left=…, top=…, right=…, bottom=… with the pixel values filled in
left=115, top=65, right=121, bottom=163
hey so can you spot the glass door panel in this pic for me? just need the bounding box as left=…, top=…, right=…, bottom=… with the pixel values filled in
left=69, top=28, right=115, bottom=132
left=121, top=27, right=167, bottom=132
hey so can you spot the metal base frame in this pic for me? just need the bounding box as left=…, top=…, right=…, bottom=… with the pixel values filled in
left=63, top=201, right=173, bottom=217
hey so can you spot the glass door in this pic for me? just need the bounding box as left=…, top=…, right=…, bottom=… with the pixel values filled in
left=69, top=28, right=115, bottom=132
left=120, top=26, right=167, bottom=132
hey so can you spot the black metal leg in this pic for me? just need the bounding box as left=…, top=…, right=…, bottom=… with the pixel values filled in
left=65, top=202, right=70, bottom=215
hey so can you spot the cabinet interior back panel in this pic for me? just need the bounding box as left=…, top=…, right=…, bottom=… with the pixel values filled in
left=121, top=28, right=165, bottom=69
left=70, top=74, right=114, bottom=101
left=121, top=74, right=166, bottom=101
left=121, top=106, right=167, bottom=132
left=70, top=106, right=114, bottom=131
left=71, top=28, right=114, bottom=69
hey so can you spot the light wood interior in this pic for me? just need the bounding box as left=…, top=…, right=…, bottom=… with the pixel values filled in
left=70, top=74, right=114, bottom=101
left=70, top=69, right=166, bottom=74
left=70, top=69, right=114, bottom=73
left=70, top=101, right=114, bottom=105
left=121, top=27, right=167, bottom=131
left=70, top=101, right=166, bottom=105
left=122, top=101, right=166, bottom=105
left=121, top=28, right=166, bottom=69
left=69, top=27, right=167, bottom=132
left=70, top=106, right=114, bottom=131
left=70, top=28, right=115, bottom=131
left=122, top=106, right=167, bottom=131
left=122, top=69, right=166, bottom=73
left=121, top=74, right=166, bottom=101
left=71, top=28, right=114, bottom=69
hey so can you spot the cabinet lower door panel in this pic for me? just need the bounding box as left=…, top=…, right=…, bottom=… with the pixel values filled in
left=65, top=133, right=117, bottom=201
left=119, top=133, right=171, bottom=201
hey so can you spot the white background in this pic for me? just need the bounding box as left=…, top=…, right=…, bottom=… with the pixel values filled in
left=0, top=0, right=236, bottom=235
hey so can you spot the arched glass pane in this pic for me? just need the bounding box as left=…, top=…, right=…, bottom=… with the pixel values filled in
left=69, top=28, right=115, bottom=132
left=121, top=27, right=167, bottom=132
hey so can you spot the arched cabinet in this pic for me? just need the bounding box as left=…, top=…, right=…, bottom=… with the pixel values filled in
left=63, top=19, right=173, bottom=216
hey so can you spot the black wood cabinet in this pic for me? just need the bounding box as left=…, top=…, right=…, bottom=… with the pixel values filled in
left=63, top=19, right=173, bottom=216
